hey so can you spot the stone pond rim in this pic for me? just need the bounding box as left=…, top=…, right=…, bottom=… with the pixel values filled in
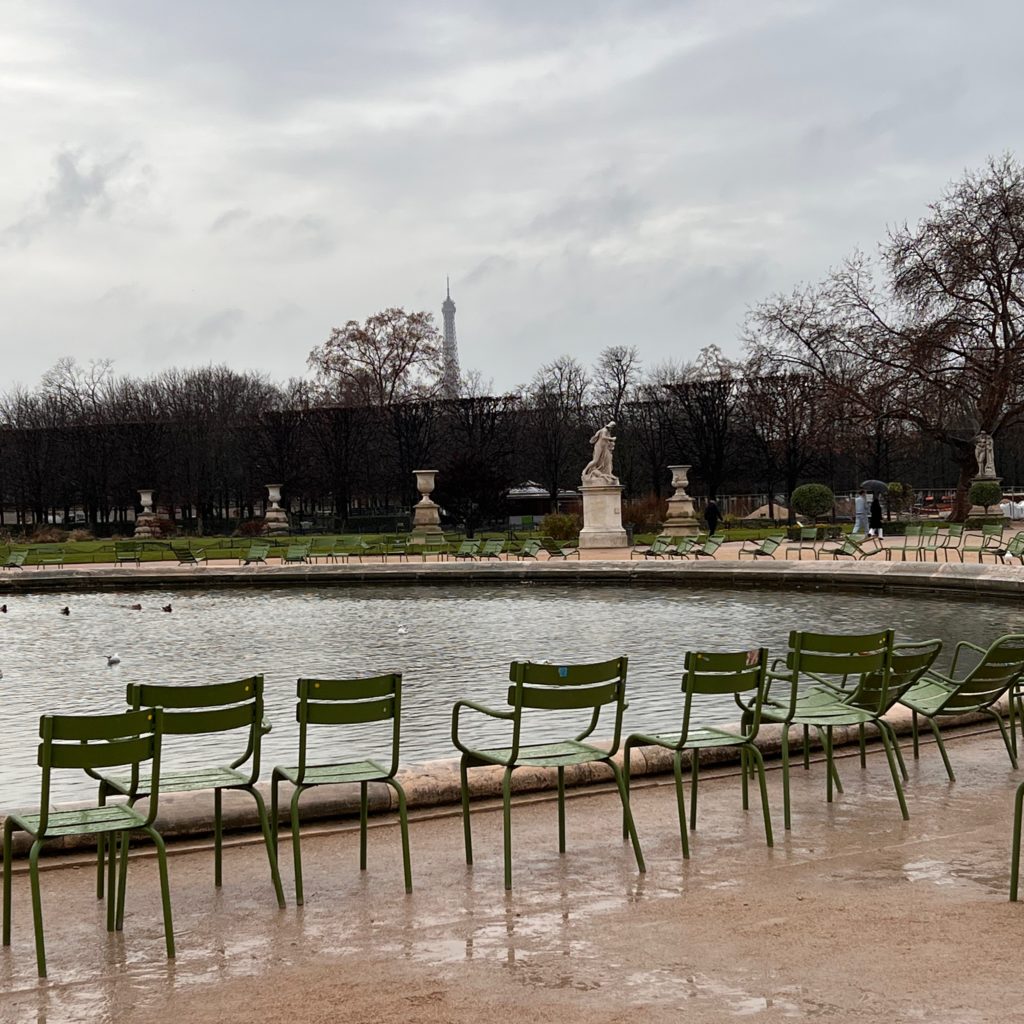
left=0, top=558, right=1023, bottom=600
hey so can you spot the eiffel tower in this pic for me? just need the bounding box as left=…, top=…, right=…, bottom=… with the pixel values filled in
left=441, top=277, right=460, bottom=398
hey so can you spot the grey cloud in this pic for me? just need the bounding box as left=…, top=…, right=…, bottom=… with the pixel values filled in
left=196, top=308, right=245, bottom=343
left=5, top=149, right=133, bottom=244
left=210, top=207, right=251, bottom=232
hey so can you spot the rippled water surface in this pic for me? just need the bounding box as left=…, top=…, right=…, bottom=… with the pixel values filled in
left=0, top=584, right=1020, bottom=804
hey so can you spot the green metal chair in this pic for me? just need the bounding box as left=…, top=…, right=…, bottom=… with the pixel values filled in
left=759, top=629, right=902, bottom=829
left=631, top=536, right=673, bottom=560
left=794, top=638, right=942, bottom=777
left=900, top=634, right=1024, bottom=780
left=4, top=708, right=174, bottom=977
left=823, top=534, right=883, bottom=560
left=540, top=537, right=580, bottom=559
left=738, top=534, right=785, bottom=560
left=173, top=542, right=208, bottom=567
left=478, top=540, right=507, bottom=560
left=885, top=524, right=922, bottom=562
left=671, top=534, right=705, bottom=558
left=685, top=535, right=725, bottom=559
left=1, top=550, right=26, bottom=570
left=917, top=522, right=941, bottom=561
left=996, top=533, right=1024, bottom=565
left=96, top=676, right=286, bottom=907
left=962, top=523, right=1005, bottom=562
left=938, top=523, right=965, bottom=561
left=515, top=539, right=543, bottom=559
left=452, top=657, right=644, bottom=890
left=240, top=541, right=271, bottom=566
left=113, top=541, right=142, bottom=567
left=453, top=540, right=481, bottom=560
left=271, top=674, right=411, bottom=904
left=785, top=528, right=818, bottom=560
left=281, top=541, right=312, bottom=564
left=623, top=649, right=773, bottom=858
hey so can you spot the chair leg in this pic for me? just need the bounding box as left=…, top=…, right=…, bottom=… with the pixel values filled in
left=502, top=766, right=514, bottom=891
left=28, top=839, right=46, bottom=978
left=557, top=766, right=566, bottom=854
left=2, top=819, right=14, bottom=946
left=96, top=783, right=107, bottom=900
left=878, top=727, right=910, bottom=820
left=802, top=725, right=810, bottom=769
left=359, top=781, right=369, bottom=871
left=986, top=708, right=1019, bottom=770
left=384, top=778, right=413, bottom=893
left=747, top=746, right=774, bottom=847
left=740, top=747, right=749, bottom=810
left=290, top=786, right=305, bottom=906
left=608, top=760, right=645, bottom=873
left=689, top=752, right=700, bottom=831
left=250, top=787, right=286, bottom=908
left=115, top=831, right=130, bottom=931
left=105, top=826, right=118, bottom=932
left=929, top=719, right=955, bottom=781
left=143, top=826, right=175, bottom=960
left=912, top=710, right=920, bottom=759
left=271, top=774, right=280, bottom=852
left=1011, top=781, right=1024, bottom=901
left=781, top=726, right=792, bottom=831
left=460, top=758, right=473, bottom=866
left=859, top=724, right=867, bottom=768
left=214, top=788, right=223, bottom=888
left=824, top=727, right=834, bottom=803
left=622, top=742, right=632, bottom=840
left=882, top=721, right=909, bottom=780
left=671, top=752, right=690, bottom=859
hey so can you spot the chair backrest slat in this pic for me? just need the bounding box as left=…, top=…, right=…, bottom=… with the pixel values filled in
left=304, top=698, right=395, bottom=725
left=46, top=708, right=155, bottom=741
left=299, top=675, right=397, bottom=701
left=130, top=677, right=260, bottom=709
left=510, top=681, right=619, bottom=710
left=45, top=735, right=155, bottom=770
left=161, top=702, right=256, bottom=735
left=508, top=659, right=623, bottom=686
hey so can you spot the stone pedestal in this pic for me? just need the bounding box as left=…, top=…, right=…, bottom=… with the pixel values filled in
left=662, top=465, right=700, bottom=535
left=578, top=483, right=628, bottom=548
left=263, top=483, right=290, bottom=535
left=410, top=469, right=443, bottom=543
left=134, top=488, right=157, bottom=539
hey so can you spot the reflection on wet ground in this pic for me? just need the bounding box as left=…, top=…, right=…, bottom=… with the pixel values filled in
left=0, top=728, right=1022, bottom=1022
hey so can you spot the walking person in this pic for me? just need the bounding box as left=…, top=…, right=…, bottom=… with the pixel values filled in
left=868, top=494, right=884, bottom=540
left=853, top=489, right=868, bottom=534
left=704, top=498, right=720, bottom=535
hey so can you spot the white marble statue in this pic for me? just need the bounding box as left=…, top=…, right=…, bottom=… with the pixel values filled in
left=582, top=421, right=620, bottom=485
left=974, top=431, right=997, bottom=478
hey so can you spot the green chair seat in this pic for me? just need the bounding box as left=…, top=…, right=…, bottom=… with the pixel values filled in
left=273, top=758, right=390, bottom=787
left=8, top=804, right=148, bottom=839
left=102, top=764, right=251, bottom=796
left=632, top=726, right=751, bottom=750
left=466, top=739, right=606, bottom=769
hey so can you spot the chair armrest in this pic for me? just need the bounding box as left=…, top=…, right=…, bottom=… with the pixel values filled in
left=452, top=699, right=515, bottom=756
left=950, top=640, right=986, bottom=676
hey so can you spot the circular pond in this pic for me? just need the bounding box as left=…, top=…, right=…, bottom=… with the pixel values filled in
left=1, top=584, right=1021, bottom=805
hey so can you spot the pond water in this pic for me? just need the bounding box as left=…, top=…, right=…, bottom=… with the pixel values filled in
left=0, top=584, right=1021, bottom=805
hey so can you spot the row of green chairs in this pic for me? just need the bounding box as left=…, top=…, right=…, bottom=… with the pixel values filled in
left=4, top=673, right=411, bottom=977
left=10, top=630, right=1024, bottom=975
left=631, top=534, right=724, bottom=560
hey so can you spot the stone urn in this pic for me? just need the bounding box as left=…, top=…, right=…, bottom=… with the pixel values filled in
left=134, top=488, right=158, bottom=539
left=410, top=469, right=443, bottom=542
left=263, top=483, right=290, bottom=535
left=663, top=465, right=699, bottom=535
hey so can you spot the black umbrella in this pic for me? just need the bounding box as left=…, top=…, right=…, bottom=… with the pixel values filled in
left=861, top=479, right=887, bottom=493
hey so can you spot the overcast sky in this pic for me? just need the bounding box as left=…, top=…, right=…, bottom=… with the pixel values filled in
left=2, top=0, right=1022, bottom=392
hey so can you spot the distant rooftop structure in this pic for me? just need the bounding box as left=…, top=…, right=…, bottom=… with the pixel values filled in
left=440, top=277, right=460, bottom=399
